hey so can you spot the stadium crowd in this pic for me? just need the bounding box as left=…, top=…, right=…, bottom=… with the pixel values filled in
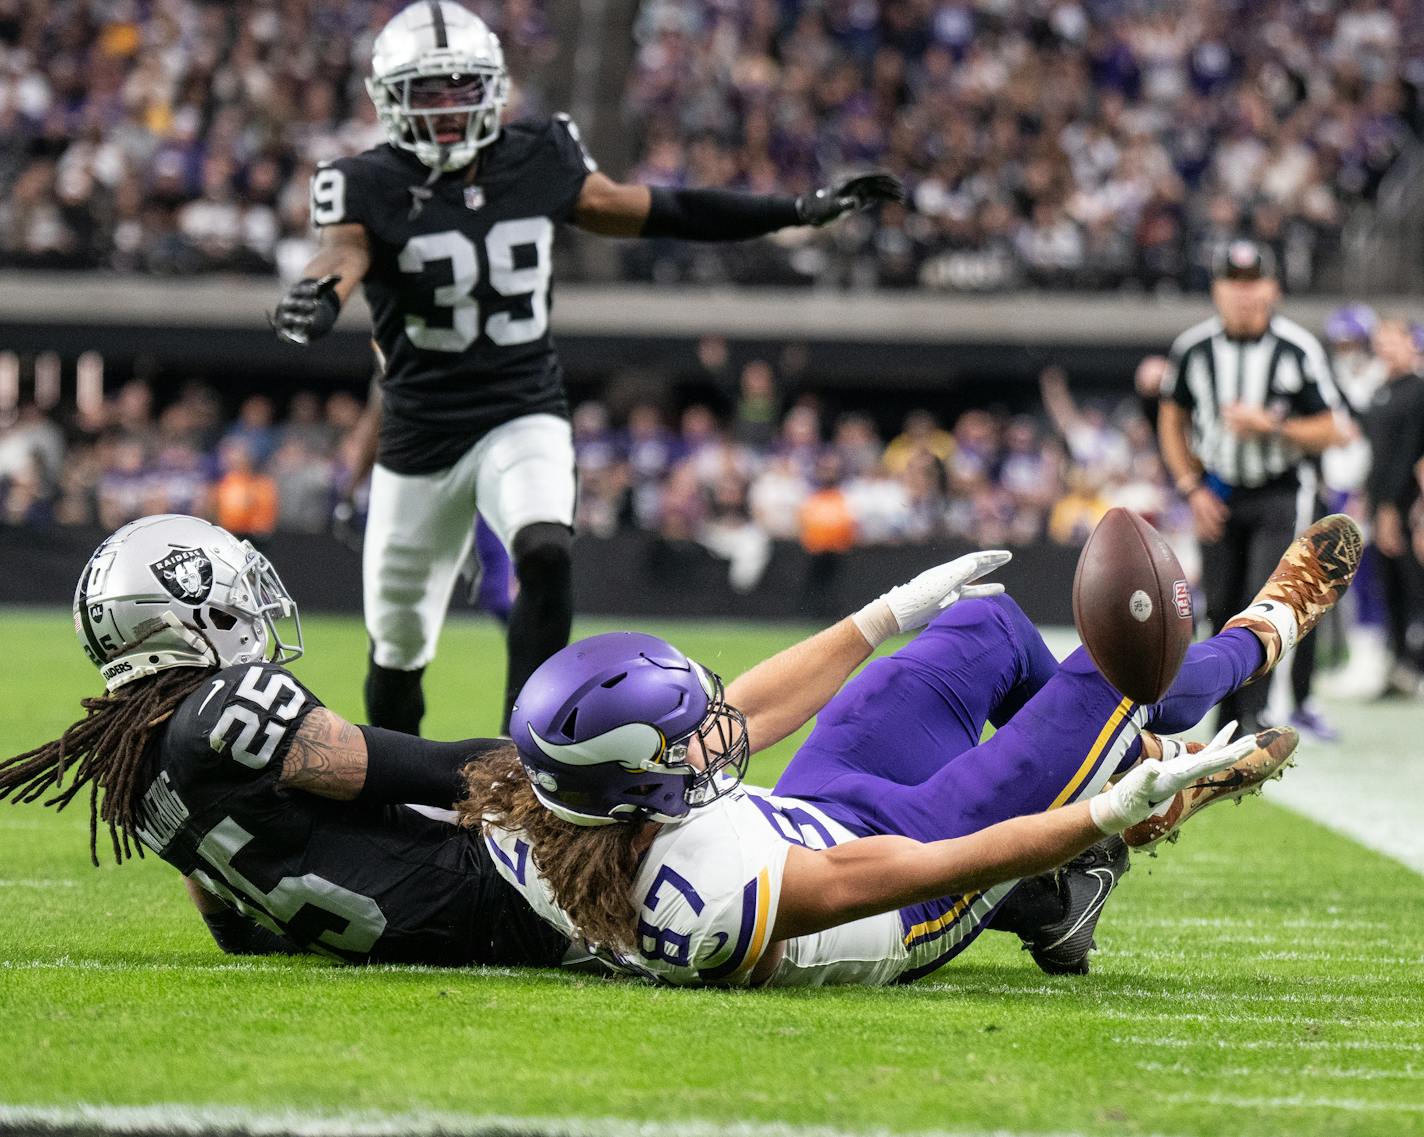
left=0, top=0, right=556, bottom=278
left=0, top=362, right=1182, bottom=562
left=624, top=0, right=1423, bottom=291
left=0, top=1, right=1420, bottom=291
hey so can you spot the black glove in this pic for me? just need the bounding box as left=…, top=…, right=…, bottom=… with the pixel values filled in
left=795, top=173, right=905, bottom=227
left=270, top=274, right=343, bottom=345
left=331, top=497, right=363, bottom=553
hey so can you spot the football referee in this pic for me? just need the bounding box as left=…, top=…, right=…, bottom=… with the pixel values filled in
left=1158, top=240, right=1349, bottom=732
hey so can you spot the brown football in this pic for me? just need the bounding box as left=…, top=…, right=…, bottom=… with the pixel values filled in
left=1072, top=507, right=1194, bottom=704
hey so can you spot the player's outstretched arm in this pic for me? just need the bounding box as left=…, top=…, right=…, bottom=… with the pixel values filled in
left=725, top=551, right=1010, bottom=753
left=279, top=707, right=503, bottom=807
left=271, top=223, right=371, bottom=345
left=769, top=726, right=1258, bottom=942
left=572, top=170, right=904, bottom=241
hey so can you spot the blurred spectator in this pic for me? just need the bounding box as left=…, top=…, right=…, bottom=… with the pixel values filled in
left=222, top=395, right=278, bottom=468
left=731, top=359, right=779, bottom=450
left=215, top=438, right=277, bottom=537
left=882, top=410, right=953, bottom=474
left=1048, top=468, right=1112, bottom=545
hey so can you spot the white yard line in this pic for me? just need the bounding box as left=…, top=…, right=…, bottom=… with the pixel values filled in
left=0, top=1105, right=1171, bottom=1137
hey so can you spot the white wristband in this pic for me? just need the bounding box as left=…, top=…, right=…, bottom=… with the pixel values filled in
left=851, top=598, right=899, bottom=649
left=1088, top=793, right=1126, bottom=835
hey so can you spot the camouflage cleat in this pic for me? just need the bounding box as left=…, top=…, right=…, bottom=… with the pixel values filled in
left=1224, top=514, right=1363, bottom=683
left=1124, top=726, right=1299, bottom=852
left=1023, top=835, right=1130, bottom=975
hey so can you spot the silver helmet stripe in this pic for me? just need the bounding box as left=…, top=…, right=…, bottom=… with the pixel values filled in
left=75, top=559, right=107, bottom=662
left=527, top=721, right=666, bottom=769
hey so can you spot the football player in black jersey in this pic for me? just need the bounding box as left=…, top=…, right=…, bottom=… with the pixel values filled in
left=271, top=0, right=903, bottom=734
left=0, top=514, right=573, bottom=967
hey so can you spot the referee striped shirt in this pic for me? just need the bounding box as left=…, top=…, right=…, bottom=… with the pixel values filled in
left=1160, top=314, right=1342, bottom=489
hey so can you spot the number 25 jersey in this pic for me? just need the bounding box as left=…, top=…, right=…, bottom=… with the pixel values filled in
left=311, top=115, right=597, bottom=475
left=139, top=661, right=568, bottom=968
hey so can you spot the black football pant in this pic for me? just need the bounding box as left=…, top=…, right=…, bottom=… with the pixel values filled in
left=1199, top=479, right=1300, bottom=734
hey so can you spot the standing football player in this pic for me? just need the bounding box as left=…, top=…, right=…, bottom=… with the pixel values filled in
left=270, top=0, right=903, bottom=733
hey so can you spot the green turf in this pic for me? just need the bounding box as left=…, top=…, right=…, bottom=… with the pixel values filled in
left=1, top=609, right=1422, bottom=1137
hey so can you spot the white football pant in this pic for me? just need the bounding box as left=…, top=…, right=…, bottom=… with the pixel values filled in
left=363, top=413, right=575, bottom=670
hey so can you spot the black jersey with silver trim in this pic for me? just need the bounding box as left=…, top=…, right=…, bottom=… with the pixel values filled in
left=312, top=116, right=596, bottom=474
left=142, top=661, right=568, bottom=967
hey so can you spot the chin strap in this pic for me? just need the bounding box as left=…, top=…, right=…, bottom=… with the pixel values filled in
left=407, top=147, right=449, bottom=219
left=160, top=610, right=219, bottom=664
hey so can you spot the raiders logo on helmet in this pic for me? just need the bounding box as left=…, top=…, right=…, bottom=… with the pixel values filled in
left=149, top=547, right=214, bottom=604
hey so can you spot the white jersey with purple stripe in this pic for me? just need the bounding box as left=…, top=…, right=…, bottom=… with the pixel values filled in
left=483, top=783, right=907, bottom=987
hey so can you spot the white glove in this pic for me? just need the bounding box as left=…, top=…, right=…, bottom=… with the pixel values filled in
left=851, top=550, right=1011, bottom=648
left=1088, top=721, right=1258, bottom=834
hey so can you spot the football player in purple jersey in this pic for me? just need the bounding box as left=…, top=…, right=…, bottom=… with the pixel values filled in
left=270, top=0, right=902, bottom=736
left=470, top=516, right=1362, bottom=986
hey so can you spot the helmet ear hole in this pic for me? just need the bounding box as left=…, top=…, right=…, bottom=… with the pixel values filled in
left=560, top=708, right=579, bottom=738
left=208, top=608, right=238, bottom=631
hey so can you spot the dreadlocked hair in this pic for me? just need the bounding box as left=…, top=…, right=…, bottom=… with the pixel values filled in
left=0, top=667, right=216, bottom=866
left=459, top=746, right=644, bottom=952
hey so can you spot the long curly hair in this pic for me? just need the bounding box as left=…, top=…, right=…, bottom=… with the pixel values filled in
left=0, top=668, right=215, bottom=865
left=460, top=746, right=645, bottom=952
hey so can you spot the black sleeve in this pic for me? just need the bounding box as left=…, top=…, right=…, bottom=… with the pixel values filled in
left=1161, top=342, right=1196, bottom=410
left=167, top=663, right=319, bottom=784
left=643, top=186, right=801, bottom=241
left=357, top=728, right=508, bottom=807
left=548, top=114, right=597, bottom=223
left=203, top=905, right=303, bottom=956
left=310, top=156, right=372, bottom=229
left=1281, top=341, right=1335, bottom=417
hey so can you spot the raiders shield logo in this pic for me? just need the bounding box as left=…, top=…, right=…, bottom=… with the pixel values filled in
left=150, top=547, right=214, bottom=604
left=463, top=185, right=485, bottom=211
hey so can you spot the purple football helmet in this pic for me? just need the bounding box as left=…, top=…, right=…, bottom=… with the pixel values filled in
left=509, top=632, right=749, bottom=826
left=1325, top=303, right=1377, bottom=345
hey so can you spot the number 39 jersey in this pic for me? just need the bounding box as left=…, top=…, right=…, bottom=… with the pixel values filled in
left=484, top=784, right=908, bottom=987
left=312, top=115, right=597, bottom=475
left=140, top=661, right=568, bottom=968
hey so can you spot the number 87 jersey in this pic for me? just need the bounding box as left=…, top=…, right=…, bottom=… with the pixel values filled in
left=311, top=114, right=597, bottom=476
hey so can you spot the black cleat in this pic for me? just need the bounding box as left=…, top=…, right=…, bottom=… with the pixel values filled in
left=1023, top=835, right=1130, bottom=975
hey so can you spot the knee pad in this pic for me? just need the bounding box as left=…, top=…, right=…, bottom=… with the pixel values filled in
left=512, top=522, right=572, bottom=587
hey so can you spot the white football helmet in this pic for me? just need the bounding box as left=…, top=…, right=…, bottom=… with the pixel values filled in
left=74, top=515, right=303, bottom=692
left=366, top=1, right=509, bottom=172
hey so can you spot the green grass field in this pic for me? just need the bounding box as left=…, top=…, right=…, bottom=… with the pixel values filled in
left=2, top=609, right=1422, bottom=1137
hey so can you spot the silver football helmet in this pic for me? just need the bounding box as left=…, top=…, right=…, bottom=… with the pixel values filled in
left=74, top=515, right=302, bottom=692
left=366, top=1, right=509, bottom=172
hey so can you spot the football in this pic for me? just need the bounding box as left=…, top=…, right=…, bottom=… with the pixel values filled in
left=1072, top=507, right=1194, bottom=704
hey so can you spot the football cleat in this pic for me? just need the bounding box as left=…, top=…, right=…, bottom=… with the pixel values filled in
left=1224, top=514, right=1362, bottom=683
left=1022, top=835, right=1130, bottom=976
left=1124, top=726, right=1298, bottom=852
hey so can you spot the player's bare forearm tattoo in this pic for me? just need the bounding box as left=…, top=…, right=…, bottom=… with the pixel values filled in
left=280, top=708, right=367, bottom=800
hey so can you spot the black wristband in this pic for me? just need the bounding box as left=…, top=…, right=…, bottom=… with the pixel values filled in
left=202, top=907, right=301, bottom=956
left=643, top=186, right=800, bottom=242
left=357, top=725, right=506, bottom=807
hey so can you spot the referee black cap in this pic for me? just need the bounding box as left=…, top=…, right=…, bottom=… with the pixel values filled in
left=1214, top=238, right=1277, bottom=282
